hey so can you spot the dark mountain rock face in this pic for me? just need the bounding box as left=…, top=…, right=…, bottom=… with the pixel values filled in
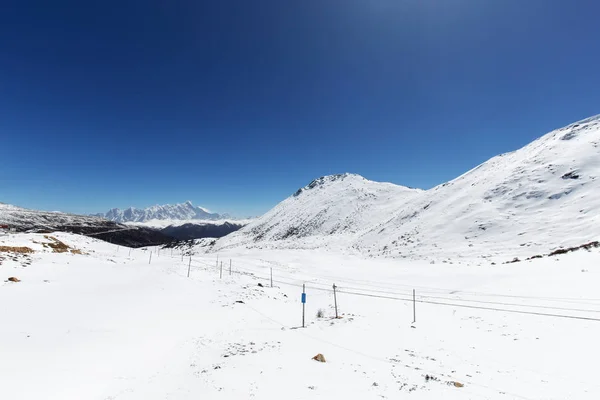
left=161, top=222, right=244, bottom=241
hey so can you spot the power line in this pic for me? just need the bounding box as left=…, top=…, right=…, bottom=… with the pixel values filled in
left=206, top=254, right=600, bottom=304
left=186, top=255, right=600, bottom=322
left=337, top=289, right=600, bottom=322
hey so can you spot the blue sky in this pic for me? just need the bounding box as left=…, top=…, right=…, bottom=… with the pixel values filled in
left=2, top=0, right=599, bottom=217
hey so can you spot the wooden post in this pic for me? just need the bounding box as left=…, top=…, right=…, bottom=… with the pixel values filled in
left=302, top=284, right=306, bottom=328
left=333, top=284, right=338, bottom=319
left=413, top=289, right=416, bottom=323
left=149, top=252, right=152, bottom=264
left=229, top=259, right=232, bottom=275
left=270, top=267, right=273, bottom=288
left=187, top=257, right=192, bottom=278
left=128, top=248, right=131, bottom=257
left=220, top=262, right=223, bottom=279
left=181, top=252, right=184, bottom=262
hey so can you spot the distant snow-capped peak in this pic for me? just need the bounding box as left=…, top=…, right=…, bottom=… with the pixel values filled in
left=98, top=201, right=224, bottom=223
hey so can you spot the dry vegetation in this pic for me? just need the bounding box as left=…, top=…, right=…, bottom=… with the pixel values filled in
left=0, top=246, right=34, bottom=254
left=36, top=236, right=84, bottom=254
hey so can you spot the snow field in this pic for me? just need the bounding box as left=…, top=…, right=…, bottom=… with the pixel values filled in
left=2, top=233, right=600, bottom=399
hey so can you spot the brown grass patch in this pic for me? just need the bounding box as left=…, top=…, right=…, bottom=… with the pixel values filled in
left=42, top=235, right=71, bottom=253
left=0, top=246, right=34, bottom=254
left=42, top=236, right=83, bottom=254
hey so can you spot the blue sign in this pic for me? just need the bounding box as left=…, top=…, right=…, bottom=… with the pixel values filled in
left=301, top=293, right=306, bottom=304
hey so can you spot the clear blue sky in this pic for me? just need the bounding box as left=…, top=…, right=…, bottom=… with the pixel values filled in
left=2, top=0, right=599, bottom=217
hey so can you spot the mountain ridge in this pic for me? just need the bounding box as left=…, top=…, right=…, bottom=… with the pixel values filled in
left=0, top=203, right=173, bottom=247
left=213, top=114, right=600, bottom=260
left=96, top=201, right=228, bottom=223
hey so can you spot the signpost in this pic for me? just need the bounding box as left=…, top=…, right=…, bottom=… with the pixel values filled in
left=302, top=284, right=306, bottom=328
left=333, top=284, right=338, bottom=319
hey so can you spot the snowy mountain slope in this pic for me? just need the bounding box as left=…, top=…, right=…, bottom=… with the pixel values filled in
left=0, top=203, right=110, bottom=231
left=98, top=201, right=225, bottom=223
left=214, top=174, right=422, bottom=251
left=358, top=115, right=600, bottom=259
left=214, top=115, right=600, bottom=259
left=0, top=203, right=173, bottom=247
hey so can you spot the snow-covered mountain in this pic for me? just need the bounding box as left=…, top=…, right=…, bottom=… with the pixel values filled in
left=97, top=201, right=225, bottom=223
left=0, top=203, right=172, bottom=247
left=0, top=203, right=108, bottom=231
left=215, top=115, right=600, bottom=260
left=214, top=173, right=422, bottom=251
left=357, top=115, right=600, bottom=259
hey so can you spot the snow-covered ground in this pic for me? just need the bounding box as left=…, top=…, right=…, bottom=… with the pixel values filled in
left=2, top=232, right=599, bottom=399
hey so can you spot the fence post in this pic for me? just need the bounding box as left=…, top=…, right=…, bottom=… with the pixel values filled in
left=333, top=284, right=338, bottom=318
left=270, top=267, right=273, bottom=288
left=149, top=252, right=152, bottom=264
left=229, top=259, right=232, bottom=275
left=187, top=256, right=192, bottom=278
left=128, top=248, right=131, bottom=257
left=413, top=289, right=416, bottom=323
left=220, top=262, right=223, bottom=279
